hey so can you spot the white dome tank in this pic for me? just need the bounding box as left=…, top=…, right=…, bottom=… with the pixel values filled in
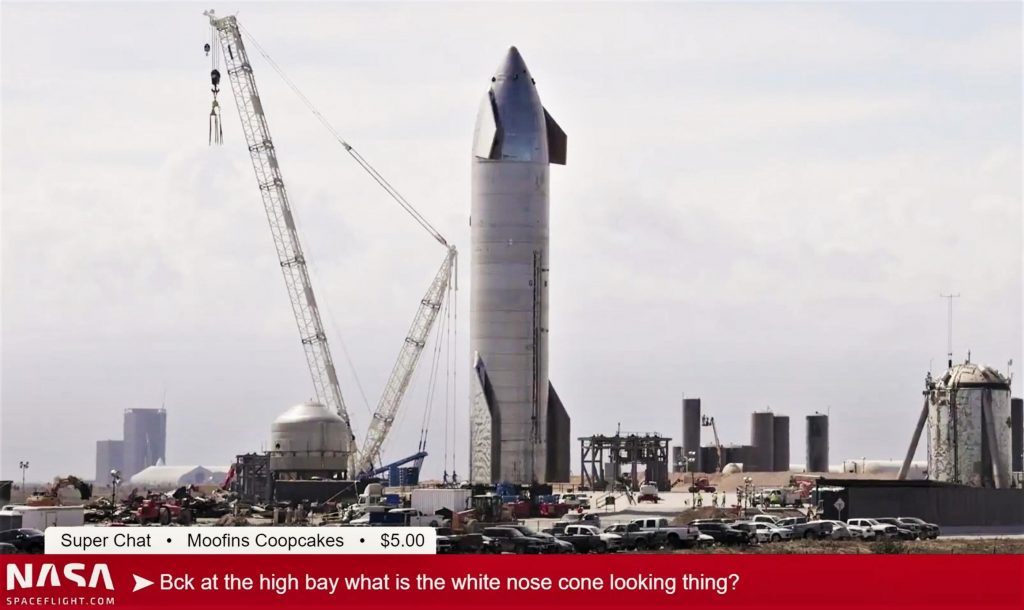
left=269, top=401, right=352, bottom=474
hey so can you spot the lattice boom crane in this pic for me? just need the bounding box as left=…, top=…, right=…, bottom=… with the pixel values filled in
left=356, top=246, right=457, bottom=474
left=205, top=11, right=356, bottom=454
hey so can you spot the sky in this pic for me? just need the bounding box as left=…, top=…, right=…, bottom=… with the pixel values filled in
left=1, top=1, right=1021, bottom=482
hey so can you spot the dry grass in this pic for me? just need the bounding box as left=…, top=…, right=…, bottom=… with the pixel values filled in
left=655, top=538, right=1024, bottom=554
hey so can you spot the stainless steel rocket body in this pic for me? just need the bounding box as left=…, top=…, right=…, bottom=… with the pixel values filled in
left=469, top=47, right=569, bottom=484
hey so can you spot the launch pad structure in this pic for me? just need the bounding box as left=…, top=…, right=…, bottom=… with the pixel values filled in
left=579, top=432, right=672, bottom=491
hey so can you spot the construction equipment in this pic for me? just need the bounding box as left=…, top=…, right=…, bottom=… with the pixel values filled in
left=205, top=11, right=354, bottom=458
left=356, top=246, right=456, bottom=475
left=701, top=415, right=725, bottom=472
left=25, top=476, right=93, bottom=507
left=204, top=11, right=457, bottom=476
left=135, top=497, right=193, bottom=526
left=452, top=494, right=516, bottom=534
left=687, top=476, right=717, bottom=494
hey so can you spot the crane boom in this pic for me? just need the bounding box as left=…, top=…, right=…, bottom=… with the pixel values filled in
left=206, top=12, right=355, bottom=452
left=355, top=246, right=457, bottom=474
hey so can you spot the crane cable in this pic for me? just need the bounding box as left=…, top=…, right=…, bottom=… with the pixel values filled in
left=418, top=294, right=451, bottom=452
left=238, top=23, right=448, bottom=247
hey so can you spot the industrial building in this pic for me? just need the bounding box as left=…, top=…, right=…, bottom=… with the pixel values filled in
left=94, top=440, right=123, bottom=487
left=675, top=400, right=801, bottom=474
left=123, top=408, right=167, bottom=479
left=94, top=407, right=167, bottom=484
left=579, top=432, right=671, bottom=490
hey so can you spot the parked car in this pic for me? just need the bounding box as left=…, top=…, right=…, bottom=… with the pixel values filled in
left=776, top=518, right=833, bottom=539
left=751, top=514, right=780, bottom=525
left=604, top=522, right=660, bottom=550
left=753, top=522, right=793, bottom=542
left=897, top=517, right=940, bottom=539
left=559, top=493, right=592, bottom=510
left=693, top=522, right=754, bottom=545
left=871, top=518, right=917, bottom=540
left=0, top=529, right=44, bottom=554
left=556, top=524, right=621, bottom=553
left=843, top=521, right=877, bottom=540
left=775, top=516, right=808, bottom=528
left=848, top=518, right=899, bottom=539
left=630, top=517, right=700, bottom=549
left=506, top=524, right=574, bottom=554
left=482, top=527, right=546, bottom=554
left=822, top=520, right=853, bottom=540
left=731, top=521, right=770, bottom=543
left=562, top=511, right=602, bottom=528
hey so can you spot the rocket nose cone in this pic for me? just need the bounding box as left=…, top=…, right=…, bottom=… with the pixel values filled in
left=495, top=46, right=530, bottom=80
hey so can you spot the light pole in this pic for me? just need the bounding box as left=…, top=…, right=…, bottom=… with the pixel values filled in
left=18, top=461, right=29, bottom=492
left=110, top=470, right=122, bottom=503
left=687, top=450, right=697, bottom=506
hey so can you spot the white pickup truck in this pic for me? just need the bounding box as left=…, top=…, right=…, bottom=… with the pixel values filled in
left=388, top=508, right=444, bottom=527
left=630, top=517, right=700, bottom=549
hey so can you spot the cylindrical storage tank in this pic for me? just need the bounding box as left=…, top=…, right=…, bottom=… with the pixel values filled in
left=700, top=446, right=719, bottom=473
left=270, top=402, right=352, bottom=473
left=926, top=362, right=1012, bottom=487
left=749, top=412, right=775, bottom=471
left=723, top=445, right=751, bottom=466
left=682, top=398, right=702, bottom=473
left=772, top=415, right=790, bottom=472
left=806, top=414, right=829, bottom=472
left=1012, top=397, right=1022, bottom=473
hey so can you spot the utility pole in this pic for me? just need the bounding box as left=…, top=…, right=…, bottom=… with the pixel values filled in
left=680, top=392, right=685, bottom=474
left=939, top=293, right=960, bottom=369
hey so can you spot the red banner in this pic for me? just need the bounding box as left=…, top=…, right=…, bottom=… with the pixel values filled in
left=3, top=554, right=1023, bottom=609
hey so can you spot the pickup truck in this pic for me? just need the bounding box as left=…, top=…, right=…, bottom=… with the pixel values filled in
left=556, top=524, right=621, bottom=553
left=561, top=511, right=602, bottom=528
left=692, top=522, right=754, bottom=545
left=874, top=518, right=921, bottom=540
left=847, top=518, right=900, bottom=539
left=505, top=524, right=575, bottom=554
left=388, top=508, right=444, bottom=527
left=630, top=517, right=700, bottom=549
left=896, top=517, right=940, bottom=539
left=481, top=527, right=547, bottom=554
left=603, top=522, right=660, bottom=550
left=776, top=517, right=833, bottom=539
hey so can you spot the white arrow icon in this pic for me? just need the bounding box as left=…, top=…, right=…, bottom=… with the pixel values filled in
left=133, top=574, right=154, bottom=593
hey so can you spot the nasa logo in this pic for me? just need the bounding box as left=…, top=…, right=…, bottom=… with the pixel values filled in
left=6, top=563, right=115, bottom=591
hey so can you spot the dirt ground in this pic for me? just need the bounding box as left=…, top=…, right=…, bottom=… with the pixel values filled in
left=654, top=538, right=1024, bottom=554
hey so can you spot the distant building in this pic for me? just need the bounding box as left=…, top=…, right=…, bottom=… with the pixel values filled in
left=122, top=408, right=166, bottom=479
left=95, top=440, right=124, bottom=486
